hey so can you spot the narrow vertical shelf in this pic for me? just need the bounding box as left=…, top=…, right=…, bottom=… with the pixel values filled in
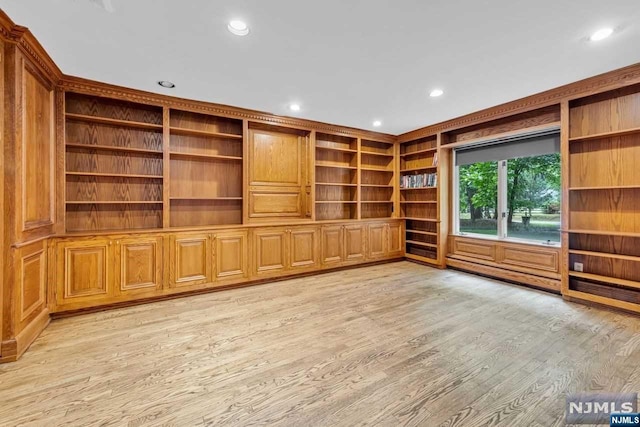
left=360, top=139, right=395, bottom=219
left=315, top=133, right=358, bottom=220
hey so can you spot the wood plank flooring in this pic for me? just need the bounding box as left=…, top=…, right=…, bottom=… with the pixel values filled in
left=1, top=261, right=640, bottom=426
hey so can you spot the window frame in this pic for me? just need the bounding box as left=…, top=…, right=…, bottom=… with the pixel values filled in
left=453, top=138, right=561, bottom=247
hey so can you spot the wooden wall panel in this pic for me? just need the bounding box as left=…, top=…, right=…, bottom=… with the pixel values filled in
left=16, top=242, right=46, bottom=326
left=17, top=58, right=55, bottom=237
left=569, top=85, right=640, bottom=138
left=249, top=191, right=301, bottom=218
left=249, top=130, right=302, bottom=186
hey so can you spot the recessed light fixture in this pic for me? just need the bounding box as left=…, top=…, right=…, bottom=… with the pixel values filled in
left=289, top=103, right=301, bottom=112
left=430, top=89, right=444, bottom=97
left=158, top=81, right=175, bottom=89
left=372, top=120, right=382, bottom=127
left=590, top=28, right=614, bottom=41
left=228, top=20, right=250, bottom=36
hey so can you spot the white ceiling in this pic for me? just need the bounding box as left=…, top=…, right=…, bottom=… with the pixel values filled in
left=2, top=0, right=640, bottom=134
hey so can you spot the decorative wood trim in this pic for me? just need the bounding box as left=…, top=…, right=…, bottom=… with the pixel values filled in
left=399, top=62, right=640, bottom=142
left=0, top=307, right=50, bottom=363
left=58, top=75, right=397, bottom=143
left=447, top=257, right=561, bottom=294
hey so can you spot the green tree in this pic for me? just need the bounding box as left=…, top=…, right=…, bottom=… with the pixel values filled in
left=458, top=161, right=498, bottom=222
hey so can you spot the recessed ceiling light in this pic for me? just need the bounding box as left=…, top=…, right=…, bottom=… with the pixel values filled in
left=430, top=89, right=444, bottom=97
left=289, top=103, right=301, bottom=112
left=158, top=81, right=175, bottom=88
left=228, top=20, right=250, bottom=36
left=372, top=120, right=382, bottom=127
left=590, top=28, right=614, bottom=41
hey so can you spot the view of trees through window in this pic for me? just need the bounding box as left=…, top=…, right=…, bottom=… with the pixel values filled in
left=458, top=153, right=561, bottom=242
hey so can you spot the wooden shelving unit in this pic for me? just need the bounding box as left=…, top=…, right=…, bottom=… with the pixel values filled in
left=564, top=84, right=640, bottom=311
left=64, top=93, right=164, bottom=232
left=360, top=139, right=395, bottom=219
left=315, top=133, right=359, bottom=220
left=399, top=135, right=439, bottom=263
left=168, top=109, right=243, bottom=227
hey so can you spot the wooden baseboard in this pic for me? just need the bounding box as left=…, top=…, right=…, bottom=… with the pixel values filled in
left=405, top=255, right=444, bottom=269
left=0, top=308, right=50, bottom=363
left=446, top=258, right=561, bottom=294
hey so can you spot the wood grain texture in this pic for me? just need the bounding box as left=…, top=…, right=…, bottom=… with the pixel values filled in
left=2, top=262, right=639, bottom=425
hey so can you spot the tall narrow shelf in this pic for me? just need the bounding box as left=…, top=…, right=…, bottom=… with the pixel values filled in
left=399, top=135, right=439, bottom=263
left=565, top=84, right=640, bottom=312
left=169, top=109, right=243, bottom=227
left=64, top=93, right=164, bottom=232
left=315, top=133, right=358, bottom=220
left=360, top=139, right=395, bottom=219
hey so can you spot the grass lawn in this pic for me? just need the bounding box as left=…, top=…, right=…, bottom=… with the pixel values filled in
left=459, top=212, right=560, bottom=242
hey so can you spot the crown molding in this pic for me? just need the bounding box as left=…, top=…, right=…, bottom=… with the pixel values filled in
left=0, top=9, right=63, bottom=83
left=58, top=75, right=397, bottom=143
left=398, top=61, right=640, bottom=142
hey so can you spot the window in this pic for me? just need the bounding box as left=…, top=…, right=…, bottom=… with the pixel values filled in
left=454, top=131, right=561, bottom=244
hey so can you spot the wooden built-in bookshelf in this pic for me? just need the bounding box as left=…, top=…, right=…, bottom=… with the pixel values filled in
left=169, top=109, right=243, bottom=227
left=399, top=135, right=440, bottom=263
left=64, top=93, right=164, bottom=231
left=360, top=139, right=395, bottom=219
left=564, top=83, right=640, bottom=312
left=315, top=133, right=359, bottom=220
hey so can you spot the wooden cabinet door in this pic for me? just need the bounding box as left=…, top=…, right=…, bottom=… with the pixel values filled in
left=253, top=228, right=288, bottom=277
left=169, top=234, right=212, bottom=288
left=289, top=227, right=319, bottom=271
left=387, top=222, right=404, bottom=257
left=55, top=239, right=113, bottom=310
left=214, top=231, right=248, bottom=283
left=321, top=225, right=344, bottom=266
left=115, top=237, right=163, bottom=296
left=344, top=224, right=366, bottom=263
left=367, top=223, right=387, bottom=260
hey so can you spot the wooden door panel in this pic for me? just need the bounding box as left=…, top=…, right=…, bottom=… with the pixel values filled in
left=56, top=239, right=111, bottom=308
left=118, top=237, right=162, bottom=294
left=170, top=234, right=211, bottom=287
left=215, top=231, right=248, bottom=281
left=289, top=227, right=319, bottom=270
left=321, top=226, right=343, bottom=266
left=249, top=130, right=301, bottom=186
left=254, top=229, right=288, bottom=276
left=388, top=222, right=404, bottom=257
left=367, top=223, right=387, bottom=259
left=345, top=225, right=366, bottom=262
left=249, top=191, right=301, bottom=218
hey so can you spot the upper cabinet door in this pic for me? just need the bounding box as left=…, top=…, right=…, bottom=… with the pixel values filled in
left=249, top=129, right=303, bottom=187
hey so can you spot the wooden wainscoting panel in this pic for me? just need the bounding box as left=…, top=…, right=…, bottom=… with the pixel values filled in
left=117, top=237, right=163, bottom=294
left=452, top=237, right=497, bottom=261
left=214, top=231, right=248, bottom=281
left=16, top=243, right=46, bottom=325
left=19, top=58, right=55, bottom=235
left=501, top=244, right=559, bottom=273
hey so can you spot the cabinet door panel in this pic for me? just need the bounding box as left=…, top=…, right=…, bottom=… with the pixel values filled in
left=321, top=226, right=343, bottom=266
left=254, top=229, right=288, bottom=276
left=345, top=225, right=366, bottom=263
left=249, top=130, right=302, bottom=186
left=249, top=191, right=301, bottom=218
left=367, top=223, right=387, bottom=259
left=215, top=231, right=248, bottom=281
left=170, top=234, right=211, bottom=287
left=388, top=222, right=404, bottom=257
left=118, top=237, right=162, bottom=294
left=56, top=239, right=112, bottom=309
left=289, top=227, right=319, bottom=270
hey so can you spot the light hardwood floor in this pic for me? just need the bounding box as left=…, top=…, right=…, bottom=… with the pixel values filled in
left=1, top=261, right=639, bottom=426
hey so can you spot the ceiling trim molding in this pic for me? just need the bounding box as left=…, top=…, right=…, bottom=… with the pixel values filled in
left=0, top=9, right=63, bottom=83
left=398, top=61, right=640, bottom=142
left=58, top=75, right=397, bottom=142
